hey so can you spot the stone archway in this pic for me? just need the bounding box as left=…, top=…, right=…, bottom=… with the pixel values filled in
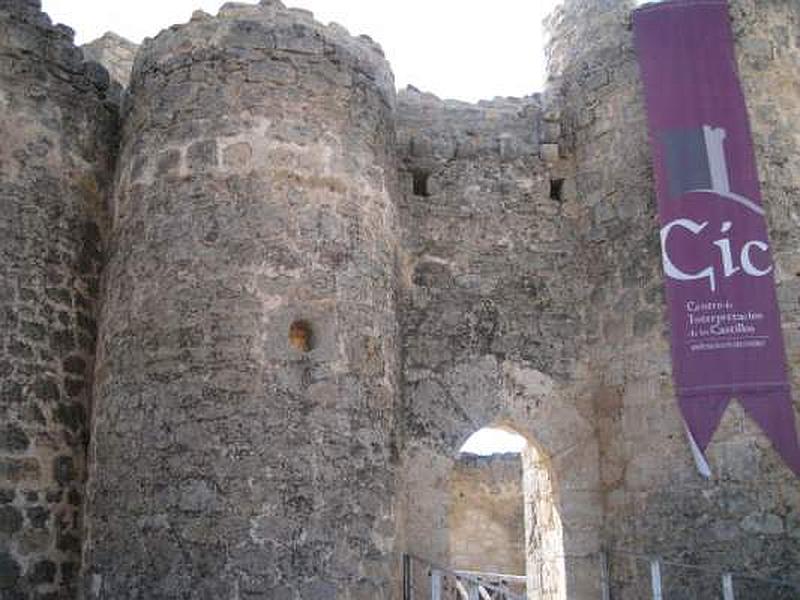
left=399, top=355, right=602, bottom=599
left=448, top=424, right=566, bottom=600
left=449, top=428, right=528, bottom=578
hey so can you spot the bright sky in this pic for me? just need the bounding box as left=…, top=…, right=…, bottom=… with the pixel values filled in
left=460, top=428, right=528, bottom=456
left=41, top=0, right=560, bottom=102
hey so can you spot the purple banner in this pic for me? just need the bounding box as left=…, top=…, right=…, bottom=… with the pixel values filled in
left=633, top=0, right=800, bottom=475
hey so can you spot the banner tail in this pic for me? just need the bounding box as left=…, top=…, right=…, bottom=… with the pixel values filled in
left=678, top=394, right=731, bottom=452
left=738, top=392, right=800, bottom=477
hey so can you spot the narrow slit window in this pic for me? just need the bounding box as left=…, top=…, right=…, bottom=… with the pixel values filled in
left=550, top=178, right=565, bottom=202
left=413, top=170, right=431, bottom=197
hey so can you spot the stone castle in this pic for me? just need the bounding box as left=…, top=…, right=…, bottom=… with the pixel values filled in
left=1, top=0, right=799, bottom=598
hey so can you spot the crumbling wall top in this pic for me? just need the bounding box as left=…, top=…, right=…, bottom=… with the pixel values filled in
left=131, top=0, right=395, bottom=106
left=456, top=452, right=523, bottom=471
left=82, top=31, right=139, bottom=88
left=0, top=0, right=117, bottom=100
left=397, top=85, right=543, bottom=163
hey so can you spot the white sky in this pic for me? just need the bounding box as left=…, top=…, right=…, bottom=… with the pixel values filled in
left=460, top=428, right=527, bottom=456
left=41, top=0, right=560, bottom=102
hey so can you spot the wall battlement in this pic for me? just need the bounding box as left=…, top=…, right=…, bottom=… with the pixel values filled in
left=130, top=0, right=394, bottom=105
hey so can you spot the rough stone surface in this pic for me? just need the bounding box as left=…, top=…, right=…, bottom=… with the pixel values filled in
left=0, top=0, right=797, bottom=598
left=545, top=0, right=800, bottom=598
left=394, top=78, right=600, bottom=600
left=81, top=31, right=138, bottom=88
left=82, top=2, right=400, bottom=599
left=448, top=453, right=525, bottom=575
left=0, top=1, right=118, bottom=598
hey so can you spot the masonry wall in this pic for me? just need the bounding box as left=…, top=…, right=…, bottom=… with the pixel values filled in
left=0, top=0, right=118, bottom=597
left=81, top=32, right=138, bottom=89
left=546, top=0, right=800, bottom=597
left=82, top=2, right=400, bottom=598
left=1, top=0, right=798, bottom=598
left=448, top=453, right=525, bottom=575
left=522, top=445, right=565, bottom=600
left=396, top=2, right=800, bottom=598
left=395, top=87, right=603, bottom=599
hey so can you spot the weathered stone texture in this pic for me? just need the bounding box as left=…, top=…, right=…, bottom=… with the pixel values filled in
left=82, top=2, right=400, bottom=598
left=0, top=0, right=118, bottom=597
left=396, top=88, right=584, bottom=384
left=545, top=0, right=800, bottom=598
left=81, top=32, right=138, bottom=89
left=394, top=87, right=602, bottom=599
left=448, top=453, right=525, bottom=575
left=0, top=0, right=798, bottom=598
left=522, top=445, right=566, bottom=600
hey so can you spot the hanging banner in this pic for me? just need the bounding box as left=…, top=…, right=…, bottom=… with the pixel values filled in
left=633, top=0, right=800, bottom=475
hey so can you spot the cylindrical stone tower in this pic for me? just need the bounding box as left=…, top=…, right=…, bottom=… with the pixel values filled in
left=0, top=0, right=118, bottom=597
left=83, top=1, right=400, bottom=598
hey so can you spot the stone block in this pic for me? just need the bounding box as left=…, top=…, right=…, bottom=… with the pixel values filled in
left=540, top=143, right=560, bottom=163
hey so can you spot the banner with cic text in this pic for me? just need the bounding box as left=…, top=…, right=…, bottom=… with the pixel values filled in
left=633, top=0, right=800, bottom=476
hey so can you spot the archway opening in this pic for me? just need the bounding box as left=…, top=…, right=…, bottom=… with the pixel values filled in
left=459, top=427, right=528, bottom=456
left=446, top=426, right=566, bottom=600
left=450, top=428, right=527, bottom=579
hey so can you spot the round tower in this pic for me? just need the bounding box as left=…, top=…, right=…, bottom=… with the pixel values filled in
left=83, top=1, right=400, bottom=598
left=0, top=0, right=118, bottom=597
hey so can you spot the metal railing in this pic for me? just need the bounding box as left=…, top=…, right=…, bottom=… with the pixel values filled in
left=404, top=554, right=526, bottom=600
left=601, top=548, right=800, bottom=599
left=404, top=549, right=800, bottom=600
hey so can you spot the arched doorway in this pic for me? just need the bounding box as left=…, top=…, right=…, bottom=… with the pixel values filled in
left=448, top=426, right=566, bottom=600
left=399, top=357, right=601, bottom=599
left=450, top=428, right=528, bottom=577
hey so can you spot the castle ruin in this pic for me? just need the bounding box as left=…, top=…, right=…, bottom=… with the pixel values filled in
left=1, top=0, right=799, bottom=598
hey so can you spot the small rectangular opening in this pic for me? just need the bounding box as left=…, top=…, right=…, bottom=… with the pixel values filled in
left=550, top=178, right=565, bottom=202
left=413, top=170, right=431, bottom=197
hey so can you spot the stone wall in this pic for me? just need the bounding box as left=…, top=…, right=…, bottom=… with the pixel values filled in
left=394, top=87, right=602, bottom=599
left=82, top=2, right=401, bottom=598
left=448, top=453, right=525, bottom=575
left=0, top=0, right=118, bottom=597
left=545, top=0, right=800, bottom=597
left=522, top=445, right=565, bottom=600
left=0, top=0, right=798, bottom=598
left=396, top=1, right=800, bottom=597
left=81, top=32, right=138, bottom=89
